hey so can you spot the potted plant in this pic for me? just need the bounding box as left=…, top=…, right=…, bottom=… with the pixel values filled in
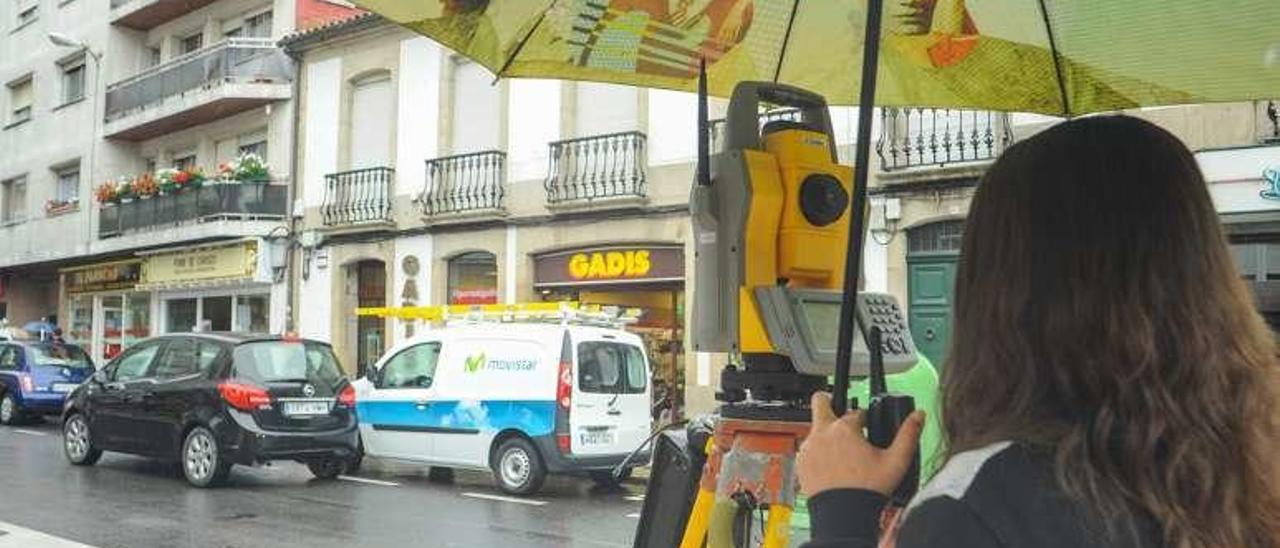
left=220, top=152, right=271, bottom=184
left=115, top=177, right=136, bottom=203
left=95, top=182, right=117, bottom=206
left=132, top=172, right=158, bottom=199
left=44, top=199, right=77, bottom=215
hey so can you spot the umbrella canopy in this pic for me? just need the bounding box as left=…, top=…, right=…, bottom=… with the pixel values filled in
left=353, top=0, right=1278, bottom=116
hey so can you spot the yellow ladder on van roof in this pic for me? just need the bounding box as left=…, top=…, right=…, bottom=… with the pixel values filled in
left=355, top=301, right=642, bottom=328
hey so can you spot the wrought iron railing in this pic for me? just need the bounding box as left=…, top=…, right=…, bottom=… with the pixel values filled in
left=104, top=38, right=292, bottom=122
left=876, top=108, right=1013, bottom=171
left=98, top=183, right=286, bottom=238
left=709, top=108, right=802, bottom=152
left=322, top=167, right=394, bottom=226
left=422, top=150, right=505, bottom=216
left=545, top=131, right=647, bottom=204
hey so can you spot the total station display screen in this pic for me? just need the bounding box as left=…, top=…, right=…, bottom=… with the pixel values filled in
left=799, top=300, right=842, bottom=353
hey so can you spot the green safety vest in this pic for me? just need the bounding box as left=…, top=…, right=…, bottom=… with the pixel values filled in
left=790, top=353, right=943, bottom=534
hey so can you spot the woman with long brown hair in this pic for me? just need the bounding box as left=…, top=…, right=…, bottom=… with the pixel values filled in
left=797, top=115, right=1280, bottom=547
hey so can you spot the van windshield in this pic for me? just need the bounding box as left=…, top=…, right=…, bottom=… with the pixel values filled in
left=577, top=341, right=646, bottom=394
left=232, top=341, right=344, bottom=390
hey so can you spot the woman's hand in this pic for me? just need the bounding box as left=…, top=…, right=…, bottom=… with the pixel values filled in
left=797, top=392, right=925, bottom=497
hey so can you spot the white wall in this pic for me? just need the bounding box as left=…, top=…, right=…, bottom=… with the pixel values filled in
left=647, top=90, right=697, bottom=165
left=574, top=82, right=637, bottom=137
left=298, top=248, right=333, bottom=341
left=395, top=37, right=440, bottom=197
left=507, top=79, right=560, bottom=181
left=302, top=57, right=341, bottom=208
left=392, top=233, right=433, bottom=344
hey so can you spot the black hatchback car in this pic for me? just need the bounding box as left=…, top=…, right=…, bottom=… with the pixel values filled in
left=61, top=333, right=358, bottom=487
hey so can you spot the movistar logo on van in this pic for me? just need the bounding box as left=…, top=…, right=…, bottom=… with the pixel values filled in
left=464, top=353, right=536, bottom=373
left=465, top=353, right=485, bottom=373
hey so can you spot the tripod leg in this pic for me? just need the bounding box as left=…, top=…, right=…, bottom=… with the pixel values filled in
left=680, top=486, right=716, bottom=548
left=762, top=504, right=793, bottom=548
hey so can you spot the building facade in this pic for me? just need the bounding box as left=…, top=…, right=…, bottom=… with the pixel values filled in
left=0, top=0, right=357, bottom=363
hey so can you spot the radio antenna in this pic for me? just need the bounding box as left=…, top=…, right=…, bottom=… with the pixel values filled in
left=696, top=58, right=711, bottom=187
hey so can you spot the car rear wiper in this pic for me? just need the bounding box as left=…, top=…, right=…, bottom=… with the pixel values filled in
left=265, top=377, right=312, bottom=384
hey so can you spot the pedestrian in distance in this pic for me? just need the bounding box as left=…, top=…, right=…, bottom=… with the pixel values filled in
left=797, top=115, right=1280, bottom=548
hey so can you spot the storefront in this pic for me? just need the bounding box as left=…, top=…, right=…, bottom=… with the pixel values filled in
left=1200, top=144, right=1280, bottom=331
left=533, top=244, right=686, bottom=420
left=138, top=240, right=276, bottom=335
left=62, top=260, right=150, bottom=364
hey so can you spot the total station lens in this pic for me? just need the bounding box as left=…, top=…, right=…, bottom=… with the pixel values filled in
left=799, top=174, right=849, bottom=226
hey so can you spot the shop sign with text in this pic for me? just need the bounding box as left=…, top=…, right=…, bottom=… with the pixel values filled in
left=143, top=241, right=260, bottom=285
left=63, top=261, right=143, bottom=294
left=534, top=245, right=683, bottom=287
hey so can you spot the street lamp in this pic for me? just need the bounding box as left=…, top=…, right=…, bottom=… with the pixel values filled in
left=47, top=32, right=103, bottom=249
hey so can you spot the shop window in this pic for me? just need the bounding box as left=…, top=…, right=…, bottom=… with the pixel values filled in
left=167, top=298, right=198, bottom=332
left=68, top=296, right=91, bottom=344
left=236, top=295, right=269, bottom=333
left=203, top=296, right=233, bottom=331
left=123, top=294, right=150, bottom=348
left=448, top=252, right=498, bottom=305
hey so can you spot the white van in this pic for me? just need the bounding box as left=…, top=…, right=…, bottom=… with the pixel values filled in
left=351, top=322, right=653, bottom=495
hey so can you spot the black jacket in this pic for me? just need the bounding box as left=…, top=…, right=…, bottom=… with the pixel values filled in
left=804, top=442, right=1160, bottom=547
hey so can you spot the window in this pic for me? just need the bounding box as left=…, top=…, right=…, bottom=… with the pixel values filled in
left=235, top=294, right=269, bottom=333
left=577, top=341, right=647, bottom=394
left=172, top=153, right=197, bottom=171
left=144, top=157, right=157, bottom=173
left=28, top=344, right=92, bottom=369
left=60, top=58, right=86, bottom=105
left=223, top=26, right=243, bottom=39
left=0, top=345, right=18, bottom=370
left=7, top=76, right=33, bottom=126
left=166, top=298, right=198, bottom=332
left=451, top=59, right=500, bottom=153
left=146, top=47, right=162, bottom=68
left=232, top=341, right=344, bottom=392
left=908, top=220, right=965, bottom=254
left=179, top=33, right=203, bottom=55
left=448, top=252, right=498, bottom=304
left=244, top=10, right=272, bottom=38
left=154, top=339, right=220, bottom=379
left=55, top=165, right=79, bottom=204
left=376, top=343, right=440, bottom=389
left=14, top=3, right=37, bottom=29
left=238, top=137, right=267, bottom=160
left=348, top=72, right=393, bottom=169
left=2, top=176, right=27, bottom=224
left=1230, top=242, right=1280, bottom=282
left=112, top=342, right=161, bottom=382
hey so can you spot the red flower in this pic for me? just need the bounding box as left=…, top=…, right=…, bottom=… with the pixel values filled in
left=174, top=171, right=190, bottom=184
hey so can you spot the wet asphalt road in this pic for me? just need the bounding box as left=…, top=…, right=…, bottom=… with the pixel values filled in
left=0, top=420, right=645, bottom=548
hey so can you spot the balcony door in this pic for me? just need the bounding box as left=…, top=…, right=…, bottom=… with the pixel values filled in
left=349, top=73, right=394, bottom=170
left=450, top=59, right=500, bottom=154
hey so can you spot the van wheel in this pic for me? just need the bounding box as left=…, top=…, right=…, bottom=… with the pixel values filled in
left=492, top=438, right=546, bottom=496
left=590, top=467, right=631, bottom=487
left=0, top=393, right=23, bottom=425
left=427, top=467, right=455, bottom=483
left=182, top=426, right=231, bottom=488
left=307, top=458, right=345, bottom=480
left=63, top=413, right=102, bottom=466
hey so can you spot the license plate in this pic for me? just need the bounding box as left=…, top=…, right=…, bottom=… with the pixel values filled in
left=282, top=401, right=330, bottom=416
left=51, top=383, right=78, bottom=393
left=579, top=429, right=615, bottom=446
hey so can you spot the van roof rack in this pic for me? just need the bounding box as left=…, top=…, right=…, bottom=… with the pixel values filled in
left=355, top=301, right=641, bottom=329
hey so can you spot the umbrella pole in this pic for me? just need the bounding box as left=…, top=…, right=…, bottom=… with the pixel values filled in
left=832, top=0, right=886, bottom=416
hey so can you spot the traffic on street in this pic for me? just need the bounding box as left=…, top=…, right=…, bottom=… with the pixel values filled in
left=0, top=417, right=645, bottom=548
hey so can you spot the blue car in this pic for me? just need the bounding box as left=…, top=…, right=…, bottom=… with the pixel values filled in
left=0, top=340, right=94, bottom=425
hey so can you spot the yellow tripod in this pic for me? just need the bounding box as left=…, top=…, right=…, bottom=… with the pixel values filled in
left=680, top=416, right=810, bottom=548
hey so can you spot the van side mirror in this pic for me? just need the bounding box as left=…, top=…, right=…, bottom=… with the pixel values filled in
left=92, top=369, right=109, bottom=384
left=364, top=368, right=380, bottom=386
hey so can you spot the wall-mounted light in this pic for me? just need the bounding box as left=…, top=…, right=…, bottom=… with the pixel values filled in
left=869, top=197, right=901, bottom=245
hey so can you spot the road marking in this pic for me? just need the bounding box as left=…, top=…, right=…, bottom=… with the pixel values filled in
left=337, top=475, right=400, bottom=487
left=13, top=429, right=47, bottom=436
left=625, top=513, right=641, bottom=519
left=461, top=492, right=548, bottom=506
left=625, top=495, right=645, bottom=502
left=0, top=521, right=98, bottom=547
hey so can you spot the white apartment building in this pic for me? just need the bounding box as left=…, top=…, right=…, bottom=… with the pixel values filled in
left=0, top=0, right=357, bottom=364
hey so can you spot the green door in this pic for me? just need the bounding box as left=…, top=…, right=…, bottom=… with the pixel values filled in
left=906, top=221, right=964, bottom=369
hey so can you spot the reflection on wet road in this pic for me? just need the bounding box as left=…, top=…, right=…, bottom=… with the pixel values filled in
left=0, top=421, right=644, bottom=547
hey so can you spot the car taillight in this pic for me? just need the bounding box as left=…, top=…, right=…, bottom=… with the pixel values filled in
left=337, top=384, right=356, bottom=408
left=556, top=359, right=573, bottom=410
left=557, top=434, right=571, bottom=453
left=218, top=382, right=272, bottom=412
left=19, top=374, right=33, bottom=393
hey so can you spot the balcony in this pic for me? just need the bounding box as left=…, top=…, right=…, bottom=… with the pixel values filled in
left=98, top=183, right=286, bottom=242
left=323, top=167, right=394, bottom=227
left=421, top=150, right=505, bottom=220
left=545, top=131, right=647, bottom=207
left=876, top=108, right=1013, bottom=171
left=103, top=38, right=292, bottom=141
left=110, top=0, right=220, bottom=30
